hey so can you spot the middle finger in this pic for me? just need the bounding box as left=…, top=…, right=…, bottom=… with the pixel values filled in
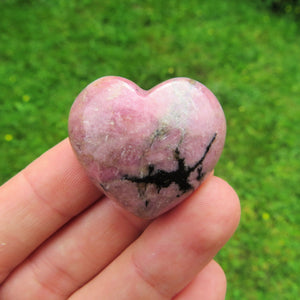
left=0, top=196, right=149, bottom=299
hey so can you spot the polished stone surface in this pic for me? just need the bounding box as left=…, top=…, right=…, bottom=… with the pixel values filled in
left=68, top=76, right=226, bottom=218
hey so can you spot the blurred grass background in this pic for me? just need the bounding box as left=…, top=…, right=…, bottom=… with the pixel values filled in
left=0, top=0, right=299, bottom=298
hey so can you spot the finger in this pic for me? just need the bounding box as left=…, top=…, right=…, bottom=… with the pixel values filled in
left=70, top=176, right=240, bottom=299
left=0, top=139, right=101, bottom=283
left=174, top=260, right=226, bottom=300
left=0, top=197, right=149, bottom=299
left=0, top=172, right=211, bottom=299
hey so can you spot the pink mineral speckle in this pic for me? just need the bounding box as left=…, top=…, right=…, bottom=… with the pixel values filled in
left=68, top=76, right=226, bottom=219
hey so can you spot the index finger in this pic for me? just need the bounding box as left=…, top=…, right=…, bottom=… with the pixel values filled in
left=0, top=139, right=102, bottom=283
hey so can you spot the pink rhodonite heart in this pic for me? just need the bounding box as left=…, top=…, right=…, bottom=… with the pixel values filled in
left=68, top=76, right=226, bottom=219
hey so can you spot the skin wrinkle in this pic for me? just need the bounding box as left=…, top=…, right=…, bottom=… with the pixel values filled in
left=131, top=231, right=204, bottom=299
left=21, top=140, right=102, bottom=217
left=21, top=170, right=73, bottom=221
left=0, top=224, right=31, bottom=284
left=71, top=200, right=142, bottom=275
left=36, top=233, right=98, bottom=297
left=67, top=209, right=115, bottom=275
left=131, top=251, right=171, bottom=300
left=26, top=255, right=67, bottom=299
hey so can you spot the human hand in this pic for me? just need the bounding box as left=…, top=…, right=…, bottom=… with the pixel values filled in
left=0, top=139, right=240, bottom=299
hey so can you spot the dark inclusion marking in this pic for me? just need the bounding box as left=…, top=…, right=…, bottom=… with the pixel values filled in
left=122, top=133, right=217, bottom=206
left=99, top=183, right=107, bottom=191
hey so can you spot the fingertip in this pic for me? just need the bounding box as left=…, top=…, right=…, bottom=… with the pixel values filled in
left=191, top=175, right=241, bottom=233
left=210, top=176, right=241, bottom=231
left=209, top=260, right=227, bottom=294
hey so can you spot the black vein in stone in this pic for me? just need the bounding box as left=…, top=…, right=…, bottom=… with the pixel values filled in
left=122, top=133, right=217, bottom=197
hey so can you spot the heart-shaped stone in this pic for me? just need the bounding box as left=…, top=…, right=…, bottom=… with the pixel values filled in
left=68, top=76, right=226, bottom=219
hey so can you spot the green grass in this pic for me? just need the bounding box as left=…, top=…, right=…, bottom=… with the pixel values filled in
left=0, top=0, right=299, bottom=299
